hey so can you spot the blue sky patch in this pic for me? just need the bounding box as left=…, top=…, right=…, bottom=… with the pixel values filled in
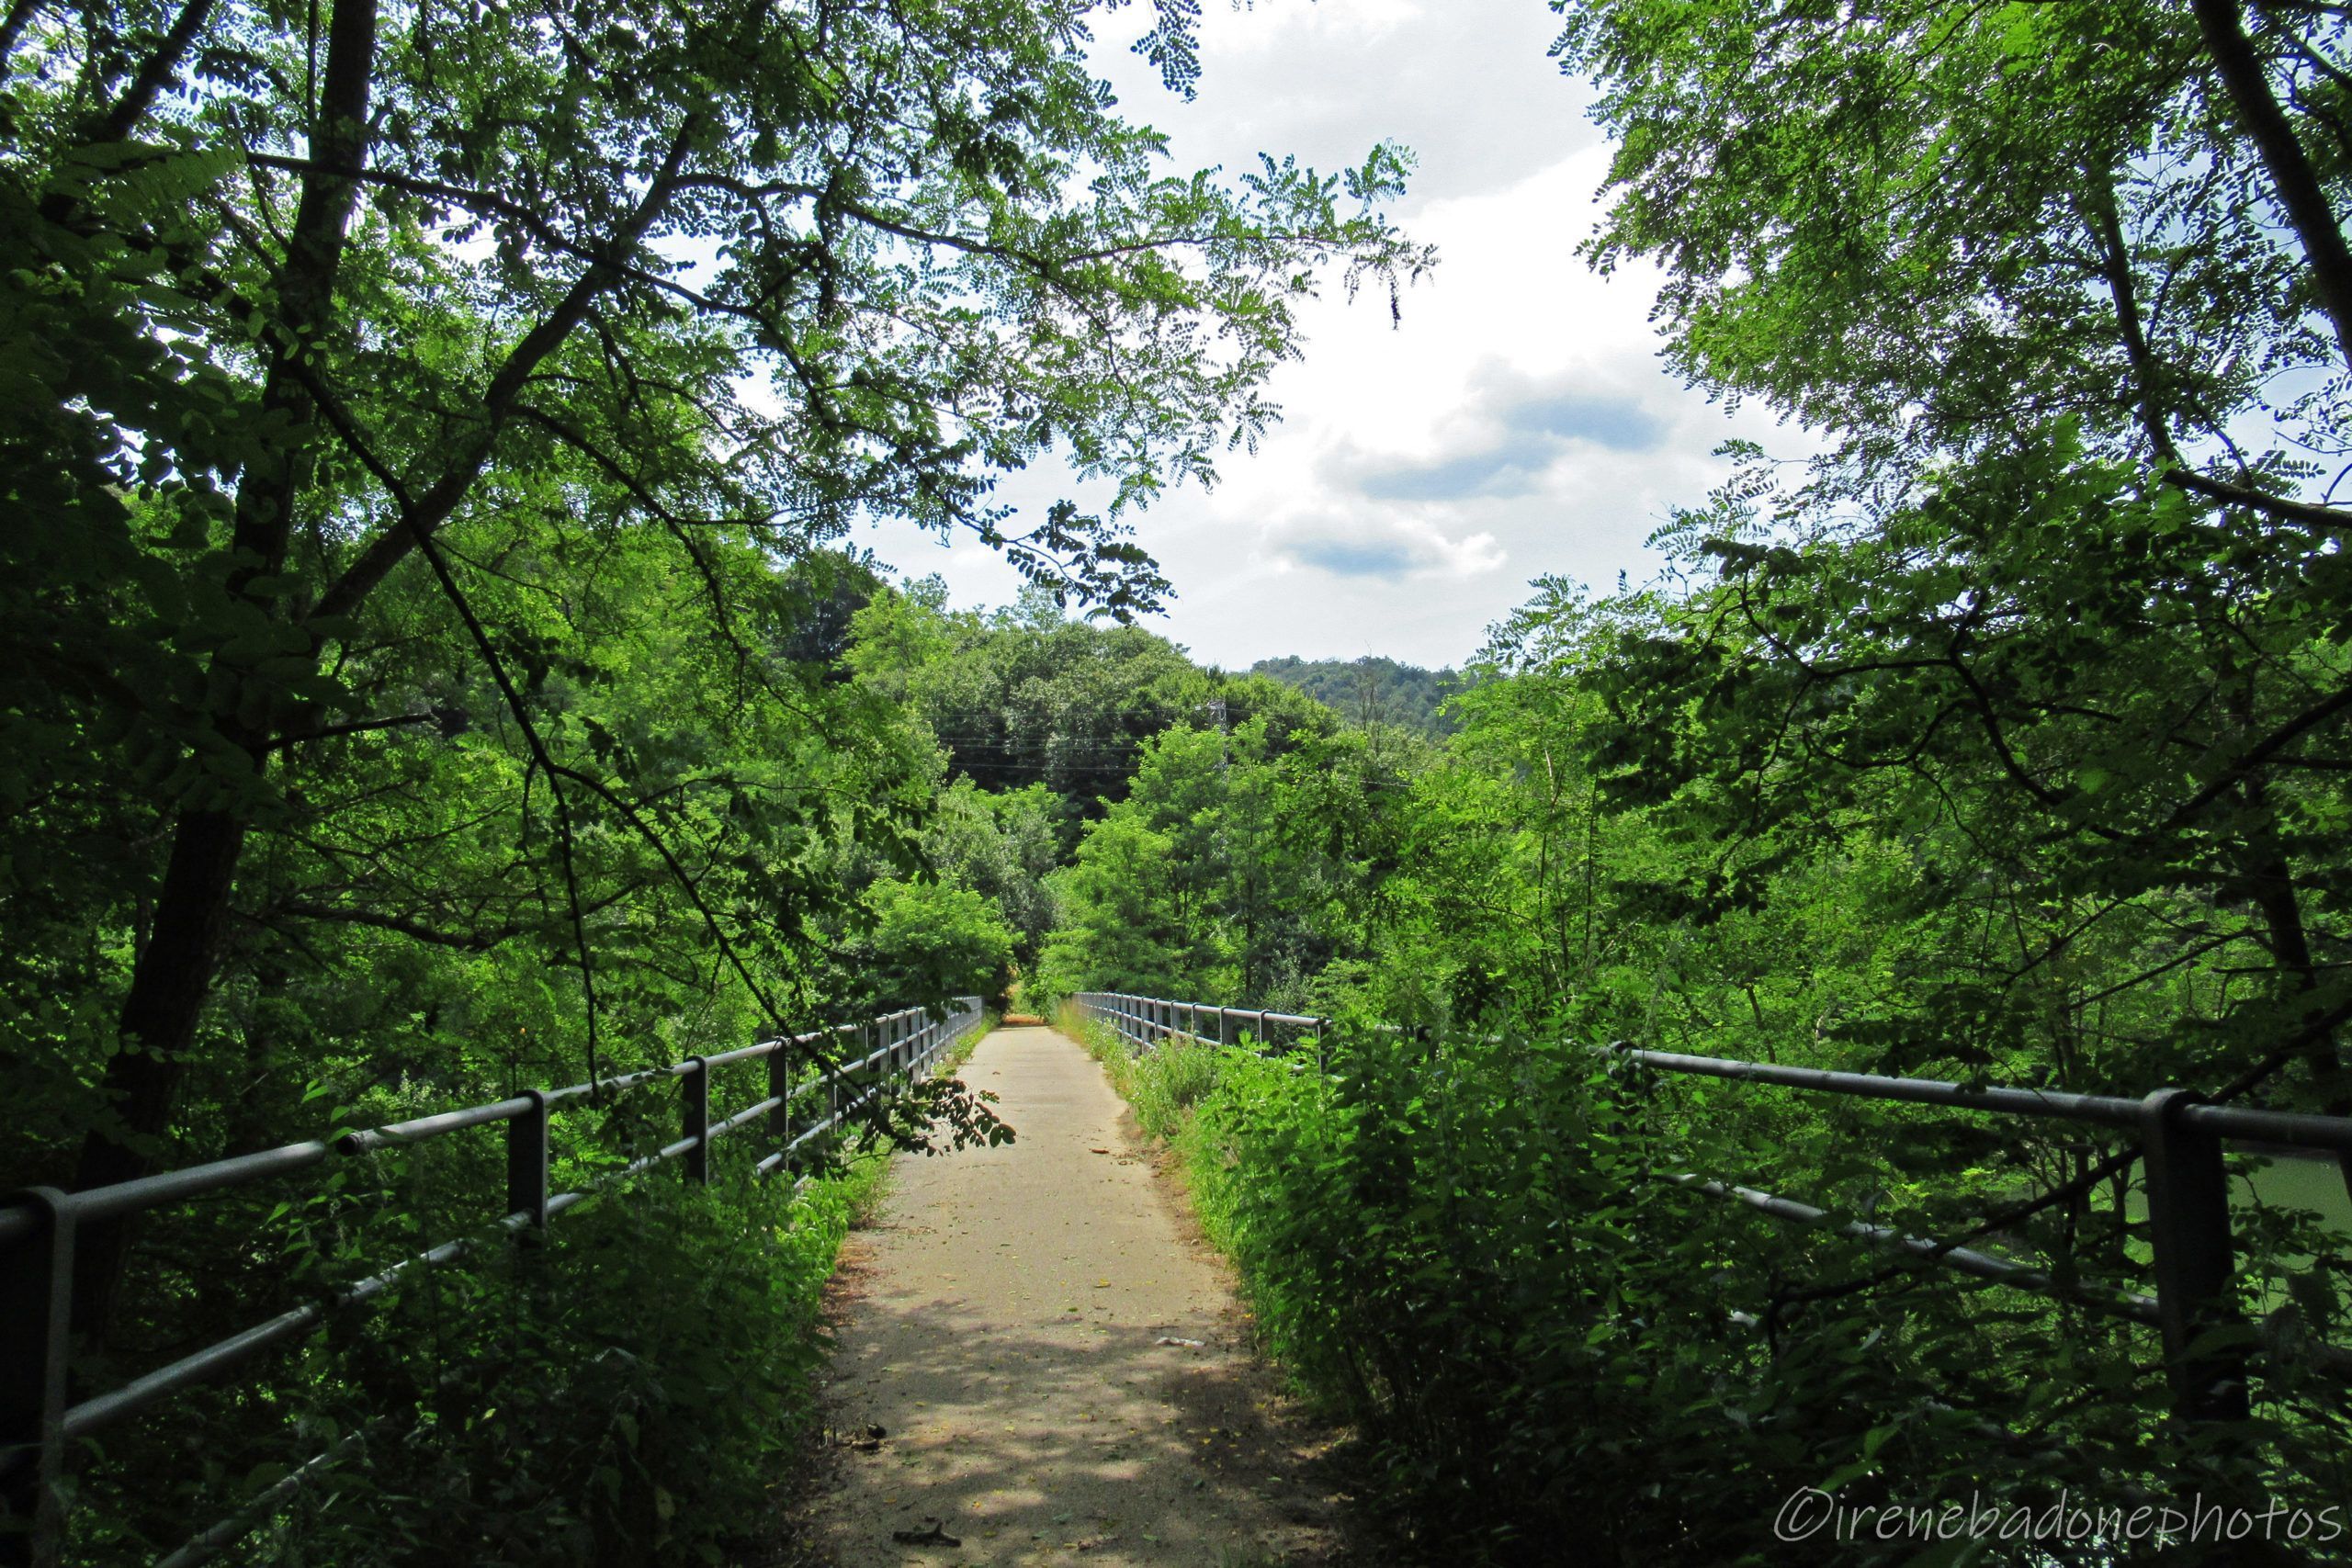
left=1287, top=536, right=1423, bottom=577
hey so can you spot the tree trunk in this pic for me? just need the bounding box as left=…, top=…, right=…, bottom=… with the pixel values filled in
left=67, top=0, right=380, bottom=1341
left=2238, top=777, right=2352, bottom=1202
left=2192, top=0, right=2352, bottom=370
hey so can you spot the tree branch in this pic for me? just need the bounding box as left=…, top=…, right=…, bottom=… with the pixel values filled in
left=264, top=901, right=536, bottom=950
left=2162, top=676, right=2352, bottom=830
left=306, top=116, right=703, bottom=626
left=402, top=522, right=608, bottom=1089
left=265, top=711, right=438, bottom=750
left=85, top=0, right=217, bottom=143
left=2160, top=466, right=2352, bottom=529
left=2193, top=0, right=2352, bottom=367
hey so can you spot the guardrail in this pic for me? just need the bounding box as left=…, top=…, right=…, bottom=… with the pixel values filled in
left=1070, top=991, right=1333, bottom=1063
left=0, top=996, right=985, bottom=1567
left=1068, top=989, right=2352, bottom=1430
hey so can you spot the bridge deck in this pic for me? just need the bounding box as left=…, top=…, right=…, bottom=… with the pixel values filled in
left=799, top=1024, right=1349, bottom=1566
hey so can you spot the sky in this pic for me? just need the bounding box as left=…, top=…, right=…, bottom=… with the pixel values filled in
left=854, top=0, right=1805, bottom=671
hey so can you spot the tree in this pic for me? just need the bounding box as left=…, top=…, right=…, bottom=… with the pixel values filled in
left=844, top=878, right=1018, bottom=1012
left=848, top=580, right=1338, bottom=812
left=1552, top=0, right=2352, bottom=1145
left=1034, top=715, right=1415, bottom=1007
left=1, top=0, right=1430, bottom=1330
left=1250, top=654, right=1468, bottom=738
left=921, top=780, right=1069, bottom=970
left=1037, top=811, right=1194, bottom=998
left=1556, top=0, right=2350, bottom=502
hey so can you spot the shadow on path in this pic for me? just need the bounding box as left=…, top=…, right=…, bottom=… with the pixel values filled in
left=774, top=1026, right=1363, bottom=1568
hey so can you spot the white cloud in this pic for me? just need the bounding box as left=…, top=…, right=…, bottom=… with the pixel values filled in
left=1260, top=506, right=1505, bottom=580
left=857, top=0, right=1814, bottom=670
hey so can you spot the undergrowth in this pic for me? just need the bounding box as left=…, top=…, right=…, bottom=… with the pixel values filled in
left=1061, top=1006, right=2350, bottom=1566
left=64, top=1022, right=1000, bottom=1567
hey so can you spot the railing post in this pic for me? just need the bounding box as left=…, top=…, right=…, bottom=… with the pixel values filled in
left=1, top=1189, right=72, bottom=1568
left=2140, top=1089, right=2247, bottom=1424
left=834, top=1027, right=854, bottom=1131
left=768, top=1042, right=793, bottom=1152
left=682, top=1057, right=711, bottom=1186
left=504, top=1091, right=550, bottom=1231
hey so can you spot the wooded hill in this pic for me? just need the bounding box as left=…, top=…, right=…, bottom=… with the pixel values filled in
left=1248, top=654, right=1467, bottom=738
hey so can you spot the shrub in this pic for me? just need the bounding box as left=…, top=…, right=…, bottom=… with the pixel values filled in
left=1131, top=1025, right=2340, bottom=1565
left=70, top=1159, right=876, bottom=1567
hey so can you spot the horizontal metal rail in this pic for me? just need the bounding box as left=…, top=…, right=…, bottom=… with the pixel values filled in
left=1, top=996, right=986, bottom=1567
left=1659, top=1174, right=2163, bottom=1326
left=1069, top=990, right=1330, bottom=1060
left=1074, top=989, right=2352, bottom=1430
left=152, top=1432, right=364, bottom=1568
left=1618, top=1046, right=2352, bottom=1153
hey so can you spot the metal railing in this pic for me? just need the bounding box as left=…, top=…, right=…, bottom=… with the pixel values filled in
left=1071, top=991, right=1332, bottom=1061
left=0, top=996, right=985, bottom=1567
left=1069, top=989, right=2352, bottom=1429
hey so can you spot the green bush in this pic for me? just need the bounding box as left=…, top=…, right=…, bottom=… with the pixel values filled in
left=1136, top=1026, right=2341, bottom=1565
left=70, top=1159, right=878, bottom=1567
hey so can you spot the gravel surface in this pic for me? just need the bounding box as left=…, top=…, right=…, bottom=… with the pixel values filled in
left=795, top=1024, right=1353, bottom=1568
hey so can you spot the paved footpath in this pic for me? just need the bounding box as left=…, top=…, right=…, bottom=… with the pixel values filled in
left=801, top=1025, right=1346, bottom=1567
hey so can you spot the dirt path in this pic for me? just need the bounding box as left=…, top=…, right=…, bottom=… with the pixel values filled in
left=797, top=1025, right=1349, bottom=1567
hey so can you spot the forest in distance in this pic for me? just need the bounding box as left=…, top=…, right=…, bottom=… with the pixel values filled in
left=9, top=0, right=2352, bottom=1561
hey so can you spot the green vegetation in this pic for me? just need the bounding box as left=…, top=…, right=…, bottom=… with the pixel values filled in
left=14, top=0, right=2352, bottom=1560
left=1033, top=0, right=2352, bottom=1559
left=81, top=1155, right=889, bottom=1566
left=0, top=0, right=1426, bottom=1555
left=1249, top=655, right=1468, bottom=738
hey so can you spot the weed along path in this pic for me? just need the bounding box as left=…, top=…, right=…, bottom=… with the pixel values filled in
left=797, top=1023, right=1350, bottom=1567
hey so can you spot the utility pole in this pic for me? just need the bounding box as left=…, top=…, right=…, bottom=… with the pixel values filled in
left=1203, top=695, right=1239, bottom=994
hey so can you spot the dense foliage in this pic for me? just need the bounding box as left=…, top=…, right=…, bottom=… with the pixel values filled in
left=17, top=0, right=2352, bottom=1558
left=1250, top=654, right=1467, bottom=738
left=1028, top=0, right=2352, bottom=1561
left=0, top=0, right=1428, bottom=1555
left=76, top=1145, right=894, bottom=1565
